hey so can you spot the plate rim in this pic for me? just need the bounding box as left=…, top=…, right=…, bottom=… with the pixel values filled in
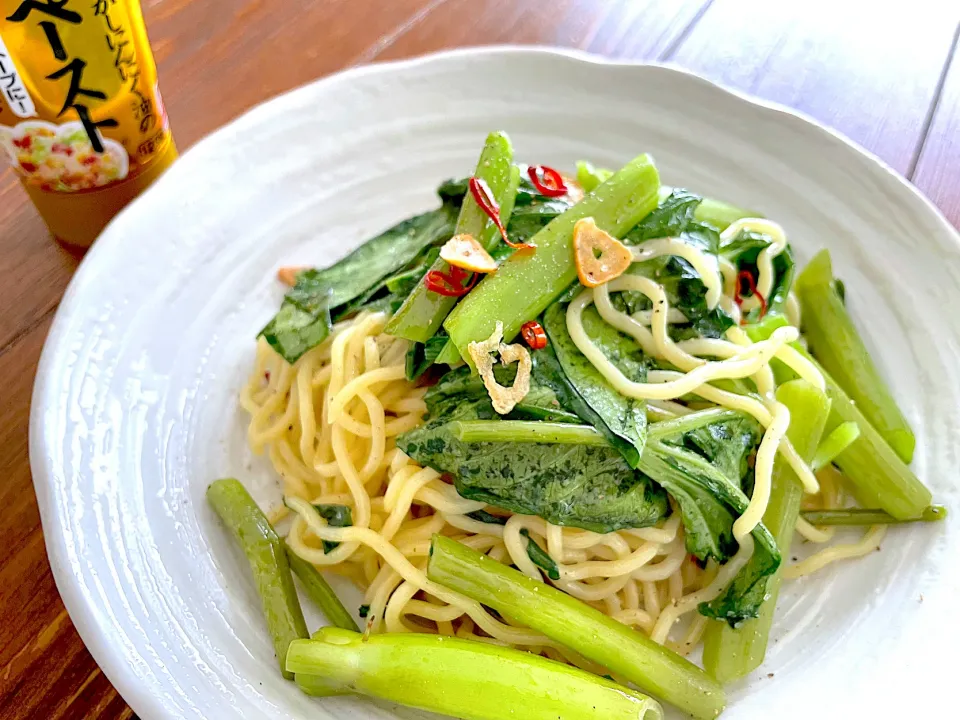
left=28, top=44, right=960, bottom=719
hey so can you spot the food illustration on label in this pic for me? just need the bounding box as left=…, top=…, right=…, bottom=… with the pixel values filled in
left=0, top=120, right=129, bottom=192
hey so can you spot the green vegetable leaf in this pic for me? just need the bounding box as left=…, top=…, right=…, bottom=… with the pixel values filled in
left=506, top=169, right=579, bottom=248
left=423, top=363, right=580, bottom=424
left=260, top=301, right=333, bottom=365
left=627, top=188, right=706, bottom=242
left=396, top=421, right=669, bottom=533
left=618, top=190, right=734, bottom=340
left=313, top=504, right=353, bottom=554
left=541, top=301, right=648, bottom=467
left=261, top=196, right=459, bottom=363
left=406, top=333, right=450, bottom=382
left=465, top=509, right=509, bottom=525
left=719, top=228, right=796, bottom=323
left=520, top=529, right=560, bottom=580
left=639, top=410, right=780, bottom=624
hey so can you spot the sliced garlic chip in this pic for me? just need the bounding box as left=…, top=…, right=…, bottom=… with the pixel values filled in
left=467, top=321, right=532, bottom=415
left=440, top=233, right=498, bottom=274
left=573, top=217, right=632, bottom=287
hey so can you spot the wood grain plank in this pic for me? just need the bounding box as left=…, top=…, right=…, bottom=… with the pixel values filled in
left=912, top=28, right=960, bottom=229
left=0, top=318, right=116, bottom=719
left=669, top=0, right=960, bottom=175
left=154, top=0, right=439, bottom=148
left=373, top=0, right=710, bottom=62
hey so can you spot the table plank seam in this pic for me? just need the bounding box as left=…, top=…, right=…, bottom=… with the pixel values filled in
left=908, top=20, right=960, bottom=180
left=351, top=0, right=453, bottom=66
left=658, top=0, right=715, bottom=61
left=0, top=303, right=56, bottom=360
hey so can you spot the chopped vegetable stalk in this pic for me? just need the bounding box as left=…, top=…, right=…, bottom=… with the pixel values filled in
left=801, top=505, right=946, bottom=526
left=427, top=535, right=724, bottom=720
left=819, top=359, right=932, bottom=519
left=811, top=421, right=860, bottom=470
left=283, top=543, right=360, bottom=632
left=796, top=249, right=915, bottom=463
left=520, top=529, right=561, bottom=580
left=430, top=164, right=524, bottom=368
left=575, top=161, right=612, bottom=192
left=749, top=327, right=933, bottom=520
left=386, top=132, right=516, bottom=343
left=451, top=420, right=605, bottom=445
left=444, top=154, right=661, bottom=368
left=207, top=479, right=308, bottom=679
left=288, top=628, right=664, bottom=720
left=701, top=380, right=830, bottom=684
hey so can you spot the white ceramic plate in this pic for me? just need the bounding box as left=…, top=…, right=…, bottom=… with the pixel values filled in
left=30, top=47, right=960, bottom=720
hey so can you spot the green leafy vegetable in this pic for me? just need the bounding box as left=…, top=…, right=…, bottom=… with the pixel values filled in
left=260, top=302, right=334, bottom=366
left=465, top=509, right=509, bottom=525
left=720, top=229, right=796, bottom=322
left=520, top=529, right=561, bottom=580
left=405, top=333, right=450, bottom=381
left=312, top=504, right=353, bottom=554
left=638, top=410, right=781, bottom=624
left=397, top=419, right=669, bottom=533
left=386, top=132, right=516, bottom=344
left=444, top=153, right=661, bottom=367
left=621, top=190, right=735, bottom=340
left=504, top=168, right=580, bottom=248
left=261, top=201, right=459, bottom=362
left=701, top=380, right=831, bottom=682
left=542, top=300, right=648, bottom=467
left=423, top=363, right=580, bottom=424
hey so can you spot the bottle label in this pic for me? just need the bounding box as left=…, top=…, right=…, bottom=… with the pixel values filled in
left=0, top=0, right=171, bottom=192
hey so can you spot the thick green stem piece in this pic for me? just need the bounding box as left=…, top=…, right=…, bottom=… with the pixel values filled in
left=283, top=543, right=359, bottom=632
left=427, top=535, right=724, bottom=719
left=796, top=249, right=915, bottom=463
left=801, top=505, right=947, bottom=526
left=443, top=154, right=661, bottom=368
left=288, top=628, right=664, bottom=720
left=386, top=132, right=516, bottom=343
left=207, top=479, right=308, bottom=679
left=747, top=322, right=933, bottom=520
left=452, top=420, right=606, bottom=445
left=701, top=380, right=830, bottom=684
left=432, top=164, right=522, bottom=367
left=820, top=361, right=932, bottom=519
left=811, top=421, right=860, bottom=470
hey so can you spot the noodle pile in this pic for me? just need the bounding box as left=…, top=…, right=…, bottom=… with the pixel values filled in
left=241, top=218, right=884, bottom=662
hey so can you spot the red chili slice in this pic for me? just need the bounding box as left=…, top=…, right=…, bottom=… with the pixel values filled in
left=520, top=320, right=548, bottom=350
left=733, top=270, right=768, bottom=324
left=527, top=165, right=568, bottom=198
left=424, top=267, right=478, bottom=297
left=469, top=176, right=534, bottom=252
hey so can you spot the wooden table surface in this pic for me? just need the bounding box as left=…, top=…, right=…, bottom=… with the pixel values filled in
left=2, top=0, right=959, bottom=717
